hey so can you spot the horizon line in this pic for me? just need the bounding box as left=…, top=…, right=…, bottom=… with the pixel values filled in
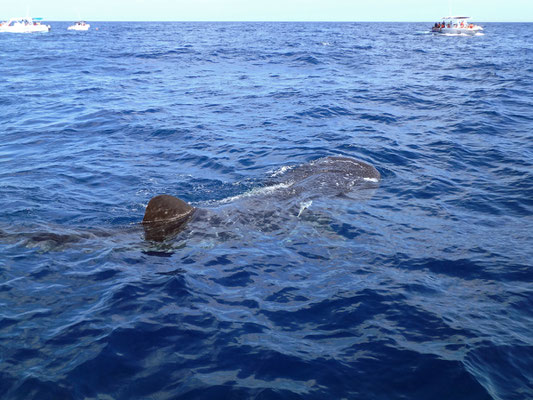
left=5, top=19, right=531, bottom=23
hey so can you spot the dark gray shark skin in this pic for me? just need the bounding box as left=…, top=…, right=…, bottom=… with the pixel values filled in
left=0, top=227, right=117, bottom=252
left=142, top=195, right=197, bottom=242
left=267, top=156, right=380, bottom=199
left=142, top=156, right=380, bottom=242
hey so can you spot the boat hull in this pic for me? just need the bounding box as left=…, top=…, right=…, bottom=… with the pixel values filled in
left=68, top=25, right=90, bottom=31
left=431, top=27, right=483, bottom=35
left=0, top=25, right=50, bottom=33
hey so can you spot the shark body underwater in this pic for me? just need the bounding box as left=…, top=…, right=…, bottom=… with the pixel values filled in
left=0, top=156, right=380, bottom=248
left=142, top=156, right=380, bottom=242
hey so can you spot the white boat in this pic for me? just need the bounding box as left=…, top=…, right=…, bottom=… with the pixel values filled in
left=68, top=21, right=90, bottom=31
left=0, top=17, right=50, bottom=33
left=431, top=16, right=483, bottom=35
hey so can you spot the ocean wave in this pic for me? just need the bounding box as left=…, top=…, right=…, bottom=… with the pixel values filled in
left=0, top=21, right=531, bottom=400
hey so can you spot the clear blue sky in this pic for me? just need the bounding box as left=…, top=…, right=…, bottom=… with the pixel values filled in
left=2, top=0, right=532, bottom=22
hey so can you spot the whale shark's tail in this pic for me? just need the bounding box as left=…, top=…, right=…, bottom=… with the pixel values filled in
left=142, top=194, right=196, bottom=241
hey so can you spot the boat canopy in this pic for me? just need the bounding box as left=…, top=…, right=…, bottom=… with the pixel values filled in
left=442, top=16, right=470, bottom=20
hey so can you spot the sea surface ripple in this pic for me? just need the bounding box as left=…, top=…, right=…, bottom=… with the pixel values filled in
left=0, top=22, right=532, bottom=399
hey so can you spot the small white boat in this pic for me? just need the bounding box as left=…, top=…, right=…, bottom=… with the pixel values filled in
left=431, top=16, right=483, bottom=35
left=0, top=17, right=50, bottom=33
left=68, top=21, right=90, bottom=31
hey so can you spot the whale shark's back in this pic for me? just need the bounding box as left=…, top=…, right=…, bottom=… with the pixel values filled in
left=141, top=157, right=380, bottom=241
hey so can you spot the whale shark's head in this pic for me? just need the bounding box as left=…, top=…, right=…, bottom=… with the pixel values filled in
left=142, top=194, right=196, bottom=241
left=270, top=156, right=381, bottom=200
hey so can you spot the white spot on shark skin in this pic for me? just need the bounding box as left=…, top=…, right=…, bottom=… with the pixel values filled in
left=363, top=177, right=379, bottom=183
left=270, top=165, right=294, bottom=178
left=297, top=200, right=313, bottom=217
left=146, top=208, right=195, bottom=223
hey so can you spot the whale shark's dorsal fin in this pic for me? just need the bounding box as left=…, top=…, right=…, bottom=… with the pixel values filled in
left=143, top=194, right=195, bottom=224
left=142, top=194, right=195, bottom=241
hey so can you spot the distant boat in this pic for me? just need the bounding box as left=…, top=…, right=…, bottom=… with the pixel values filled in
left=0, top=17, right=51, bottom=33
left=431, top=16, right=483, bottom=35
left=68, top=21, right=90, bottom=31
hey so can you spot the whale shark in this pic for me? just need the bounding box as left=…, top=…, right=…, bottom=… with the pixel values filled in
left=0, top=156, right=379, bottom=249
left=142, top=156, right=380, bottom=242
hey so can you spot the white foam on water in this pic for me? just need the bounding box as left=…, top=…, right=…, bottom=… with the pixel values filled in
left=297, top=200, right=313, bottom=217
left=217, top=182, right=293, bottom=204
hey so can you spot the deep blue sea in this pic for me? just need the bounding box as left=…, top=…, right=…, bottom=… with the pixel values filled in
left=0, top=21, right=532, bottom=399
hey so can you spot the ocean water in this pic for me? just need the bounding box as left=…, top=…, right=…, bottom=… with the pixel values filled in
left=0, top=21, right=532, bottom=399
